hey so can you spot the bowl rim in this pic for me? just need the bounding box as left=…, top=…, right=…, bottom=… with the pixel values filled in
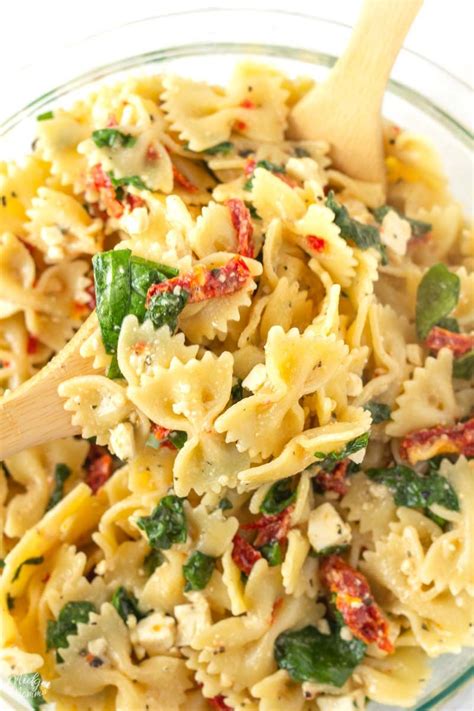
left=0, top=8, right=473, bottom=710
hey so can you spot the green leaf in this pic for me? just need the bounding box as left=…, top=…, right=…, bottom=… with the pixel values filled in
left=326, top=191, right=387, bottom=263
left=7, top=593, right=14, bottom=610
left=309, top=544, right=350, bottom=558
left=415, top=263, right=460, bottom=339
left=111, top=586, right=146, bottom=622
left=275, top=623, right=366, bottom=687
left=11, top=556, right=44, bottom=583
left=168, top=430, right=188, bottom=449
left=106, top=353, right=123, bottom=380
left=46, top=463, right=71, bottom=511
left=367, top=465, right=459, bottom=526
left=183, top=551, right=216, bottom=591
left=93, top=249, right=132, bottom=354
left=243, top=160, right=286, bottom=191
left=130, top=255, right=177, bottom=322
left=146, top=290, right=189, bottom=332
left=260, top=477, right=296, bottom=515
left=244, top=201, right=261, bottom=220
left=260, top=540, right=283, bottom=566
left=315, top=433, right=369, bottom=471
left=0, top=558, right=4, bottom=569
left=372, top=205, right=432, bottom=238
left=92, top=128, right=137, bottom=149
left=136, top=495, right=187, bottom=550
left=436, top=316, right=460, bottom=333
left=143, top=549, right=164, bottom=576
left=46, top=601, right=96, bottom=652
left=453, top=350, right=474, bottom=380
left=108, top=172, right=149, bottom=191
left=363, top=402, right=391, bottom=424
left=230, top=378, right=245, bottom=403
left=218, top=497, right=233, bottom=511
left=36, top=111, right=53, bottom=121
left=203, top=141, right=234, bottom=155
left=9, top=672, right=46, bottom=710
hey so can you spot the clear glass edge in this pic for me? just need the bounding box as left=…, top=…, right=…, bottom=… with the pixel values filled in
left=0, top=9, right=472, bottom=709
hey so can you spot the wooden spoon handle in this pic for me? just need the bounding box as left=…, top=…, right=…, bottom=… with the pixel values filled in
left=330, top=0, right=424, bottom=106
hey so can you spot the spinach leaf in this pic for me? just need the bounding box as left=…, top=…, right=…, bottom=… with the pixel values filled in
left=143, top=549, right=164, bottom=576
left=372, top=205, right=432, bottom=237
left=415, top=263, right=460, bottom=339
left=146, top=429, right=187, bottom=450
left=203, top=141, right=234, bottom=155
left=136, top=495, right=187, bottom=550
left=260, top=477, right=296, bottom=515
left=453, top=350, right=474, bottom=380
left=244, top=160, right=286, bottom=191
left=106, top=353, right=123, bottom=379
left=183, top=551, right=216, bottom=591
left=46, top=601, right=96, bottom=652
left=11, top=556, right=44, bottom=583
left=93, top=249, right=132, bottom=354
left=111, top=586, right=146, bottom=622
left=130, top=256, right=176, bottom=322
left=245, top=202, right=261, bottom=220
left=367, top=464, right=459, bottom=526
left=326, top=191, right=387, bottom=263
left=36, top=111, right=53, bottom=122
left=275, top=623, right=366, bottom=687
left=436, top=316, right=460, bottom=333
left=363, top=402, right=391, bottom=424
left=9, top=672, right=46, bottom=710
left=230, top=378, right=245, bottom=403
left=46, top=463, right=71, bottom=511
left=309, top=544, right=350, bottom=558
left=108, top=172, right=149, bottom=191
left=92, top=128, right=137, bottom=149
left=0, top=558, right=4, bottom=569
left=315, top=433, right=369, bottom=471
left=218, top=497, right=233, bottom=511
left=146, top=290, right=189, bottom=332
left=260, top=540, right=283, bottom=566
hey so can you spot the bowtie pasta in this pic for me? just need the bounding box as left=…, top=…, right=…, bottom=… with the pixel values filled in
left=0, top=62, right=473, bottom=711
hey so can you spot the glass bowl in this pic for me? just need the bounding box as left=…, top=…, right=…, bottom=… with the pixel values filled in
left=0, top=9, right=472, bottom=710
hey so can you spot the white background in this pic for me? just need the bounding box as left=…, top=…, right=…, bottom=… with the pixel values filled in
left=0, top=0, right=472, bottom=709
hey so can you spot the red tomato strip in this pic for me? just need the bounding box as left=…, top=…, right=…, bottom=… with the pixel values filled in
left=240, top=508, right=292, bottom=548
left=172, top=164, right=198, bottom=193
left=149, top=423, right=177, bottom=450
left=315, top=460, right=350, bottom=497
left=320, top=555, right=393, bottom=653
left=400, top=417, right=474, bottom=465
left=425, top=327, right=474, bottom=358
left=85, top=444, right=113, bottom=494
left=146, top=256, right=250, bottom=306
left=307, top=235, right=326, bottom=253
left=209, top=696, right=233, bottom=711
left=231, top=534, right=262, bottom=576
left=27, top=335, right=38, bottom=355
left=226, top=198, right=255, bottom=258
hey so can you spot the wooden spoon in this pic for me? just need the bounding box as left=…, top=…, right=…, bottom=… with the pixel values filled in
left=0, top=0, right=423, bottom=459
left=0, top=313, right=97, bottom=459
left=289, top=0, right=423, bottom=186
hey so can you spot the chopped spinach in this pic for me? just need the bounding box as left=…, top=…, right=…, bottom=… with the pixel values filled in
left=36, top=111, right=53, bottom=122
left=260, top=477, right=296, bottom=515
left=218, top=497, right=233, bottom=511
left=275, top=623, right=366, bottom=687
left=309, top=544, right=350, bottom=558
left=92, top=128, right=137, bottom=149
left=146, top=428, right=187, bottom=450
left=372, top=205, right=432, bottom=238
left=203, top=141, right=234, bottom=155
left=46, top=463, right=71, bottom=511
left=0, top=558, right=4, bottom=569
left=453, top=350, right=474, bottom=380
left=436, top=316, right=460, bottom=333
left=136, top=495, right=187, bottom=550
left=9, top=672, right=46, bottom=710
left=415, top=263, right=460, bottom=339
left=130, top=256, right=177, bottom=322
left=326, top=191, right=387, bottom=263
left=146, top=290, right=189, bottom=332
left=367, top=464, right=459, bottom=526
left=245, top=201, right=261, bottom=220
left=244, top=160, right=286, bottom=191
left=106, top=353, right=123, bottom=379
left=183, top=551, right=216, bottom=591
left=7, top=593, right=14, bottom=610
left=11, top=556, right=44, bottom=583
left=230, top=378, right=245, bottom=403
left=111, top=586, right=146, bottom=622
left=143, top=549, right=165, bottom=576
left=363, top=402, right=391, bottom=424
left=46, top=601, right=96, bottom=653
left=260, top=540, right=283, bottom=566
left=108, top=172, right=149, bottom=191
left=315, top=433, right=369, bottom=471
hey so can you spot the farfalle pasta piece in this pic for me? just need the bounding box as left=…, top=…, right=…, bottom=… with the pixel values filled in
left=215, top=326, right=348, bottom=459
left=251, top=168, right=306, bottom=225
left=25, top=187, right=103, bottom=262
left=189, top=201, right=239, bottom=258
left=0, top=156, right=51, bottom=234
left=387, top=349, right=459, bottom=437
left=0, top=232, right=37, bottom=318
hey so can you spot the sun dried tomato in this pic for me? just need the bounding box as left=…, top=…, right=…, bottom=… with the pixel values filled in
left=209, top=696, right=232, bottom=711
left=172, top=164, right=198, bottom=192
left=425, top=327, right=474, bottom=358
left=235, top=120, right=247, bottom=132
left=241, top=508, right=293, bottom=548
left=226, top=198, right=255, bottom=258
left=27, top=335, right=38, bottom=354
left=400, top=417, right=474, bottom=465
left=244, top=158, right=257, bottom=176
left=240, top=99, right=255, bottom=109
left=149, top=423, right=177, bottom=451
left=88, top=164, right=124, bottom=219
left=85, top=444, right=113, bottom=494
left=146, top=256, right=250, bottom=306
left=315, top=460, right=350, bottom=497
left=320, top=555, right=393, bottom=653
left=231, top=534, right=262, bottom=576
left=307, top=235, right=326, bottom=253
